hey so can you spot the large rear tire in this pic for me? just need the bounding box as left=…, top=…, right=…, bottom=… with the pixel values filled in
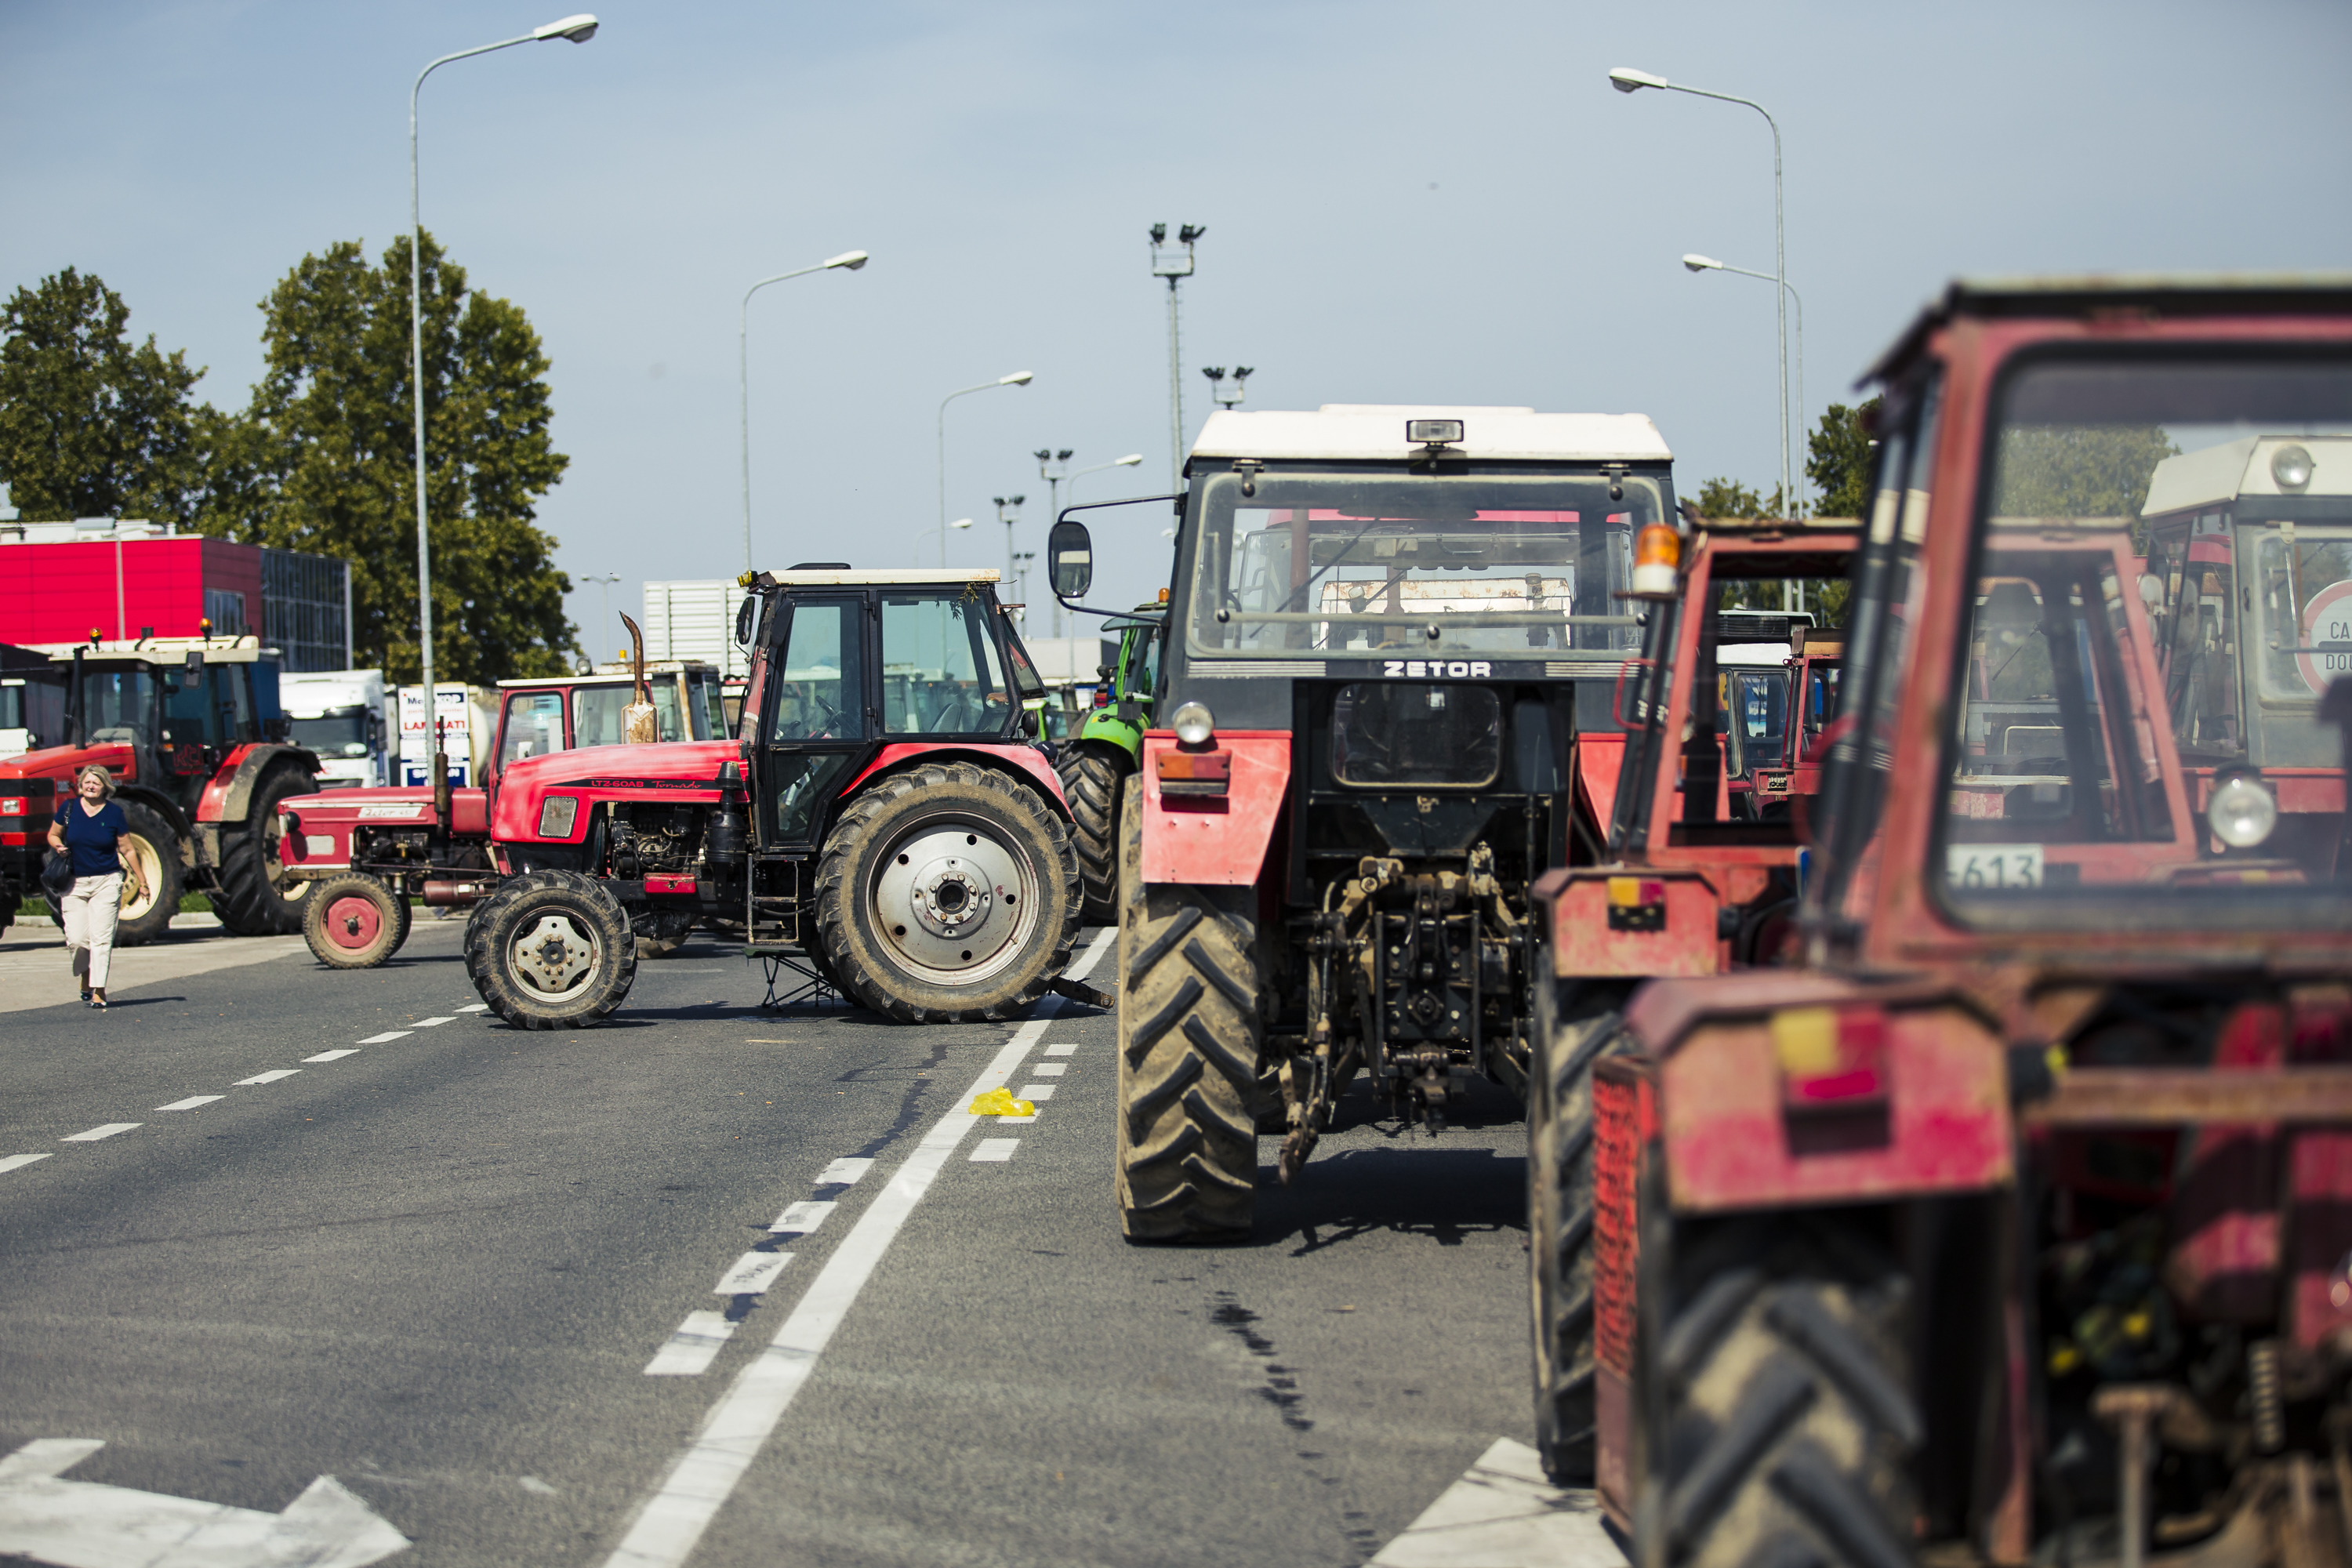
left=1655, top=1215, right=1920, bottom=1568
left=303, top=873, right=412, bottom=969
left=1115, top=775, right=1261, bottom=1240
left=209, top=767, right=314, bottom=936
left=111, top=801, right=183, bottom=947
left=463, top=870, right=637, bottom=1029
left=1057, top=743, right=1127, bottom=925
left=813, top=761, right=1079, bottom=1022
left=1529, top=1007, right=1628, bottom=1486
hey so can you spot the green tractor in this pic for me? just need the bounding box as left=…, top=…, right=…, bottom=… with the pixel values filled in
left=1054, top=602, right=1163, bottom=923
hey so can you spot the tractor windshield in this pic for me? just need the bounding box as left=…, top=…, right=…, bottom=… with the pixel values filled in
left=288, top=706, right=372, bottom=758
left=572, top=681, right=692, bottom=747
left=1183, top=470, right=1656, bottom=663
left=1935, top=350, right=2352, bottom=929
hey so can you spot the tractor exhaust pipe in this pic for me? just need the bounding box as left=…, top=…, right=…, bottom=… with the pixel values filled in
left=619, top=612, right=657, bottom=745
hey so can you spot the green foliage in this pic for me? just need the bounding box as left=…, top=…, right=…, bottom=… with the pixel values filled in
left=199, top=233, right=578, bottom=683
left=0, top=269, right=204, bottom=523
left=1991, top=424, right=2177, bottom=521
left=1695, top=476, right=1767, bottom=521
left=1806, top=398, right=1880, bottom=521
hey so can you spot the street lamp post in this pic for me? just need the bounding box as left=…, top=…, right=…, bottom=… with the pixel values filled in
left=583, top=572, right=621, bottom=666
left=739, top=250, right=868, bottom=576
left=993, top=495, right=1025, bottom=597
left=1035, top=449, right=1073, bottom=635
left=410, top=13, right=598, bottom=706
left=938, top=372, right=1033, bottom=552
left=1149, top=224, right=1203, bottom=488
left=1061, top=452, right=1143, bottom=510
left=915, top=517, right=973, bottom=568
left=1610, top=67, right=1789, bottom=520
left=1682, top=255, right=1806, bottom=515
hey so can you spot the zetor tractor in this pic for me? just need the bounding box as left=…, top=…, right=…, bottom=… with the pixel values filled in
left=1056, top=599, right=1165, bottom=923
left=0, top=635, right=318, bottom=943
left=462, top=567, right=1079, bottom=1029
left=1535, top=277, right=2352, bottom=1567
left=1046, top=404, right=1681, bottom=1240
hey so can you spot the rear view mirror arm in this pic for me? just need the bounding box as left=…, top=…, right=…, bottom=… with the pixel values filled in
left=1047, top=492, right=1184, bottom=621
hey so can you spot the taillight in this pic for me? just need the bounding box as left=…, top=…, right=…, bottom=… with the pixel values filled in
left=0, top=797, right=26, bottom=817
left=1092, top=688, right=1111, bottom=709
left=1632, top=523, right=1682, bottom=597
left=1604, top=876, right=1665, bottom=932
left=1770, top=1006, right=1889, bottom=1109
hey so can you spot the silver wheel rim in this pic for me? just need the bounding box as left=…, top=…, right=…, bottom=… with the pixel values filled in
left=866, top=810, right=1040, bottom=986
left=508, top=909, right=603, bottom=1004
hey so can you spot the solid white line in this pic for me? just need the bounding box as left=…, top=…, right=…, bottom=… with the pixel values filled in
left=456, top=1003, right=488, bottom=1013
left=968, top=1138, right=1020, bottom=1163
left=356, top=1031, right=412, bottom=1045
left=644, top=1312, right=736, bottom=1377
left=812, top=1157, right=873, bottom=1188
left=234, top=1069, right=300, bottom=1086
left=0, top=1154, right=53, bottom=1174
left=303, top=1049, right=359, bottom=1063
left=1030, top=1062, right=1068, bottom=1076
left=1042, top=1043, right=1077, bottom=1057
left=411, top=1016, right=456, bottom=1028
left=767, top=1200, right=836, bottom=1236
left=713, top=1251, right=793, bottom=1296
left=1018, top=1083, right=1057, bottom=1101
left=599, top=965, right=1098, bottom=1568
left=60, top=1123, right=140, bottom=1142
left=154, top=1095, right=223, bottom=1111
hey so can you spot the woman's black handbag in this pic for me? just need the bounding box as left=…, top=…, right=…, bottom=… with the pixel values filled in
left=40, top=848, right=77, bottom=897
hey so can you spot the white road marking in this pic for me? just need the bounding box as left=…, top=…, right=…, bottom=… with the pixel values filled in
left=155, top=1096, right=224, bottom=1111
left=456, top=1004, right=488, bottom=1013
left=356, top=1031, right=411, bottom=1045
left=600, top=925, right=1116, bottom=1568
left=1030, top=1062, right=1068, bottom=1076
left=992, top=1112, right=1039, bottom=1124
left=411, top=1016, right=456, bottom=1028
left=303, top=1049, right=359, bottom=1063
left=0, top=1155, right=53, bottom=1174
left=713, top=1251, right=793, bottom=1296
left=1018, top=1083, right=1056, bottom=1101
left=1368, top=1438, right=1624, bottom=1567
left=1065, top=927, right=1114, bottom=983
left=813, top=1157, right=873, bottom=1188
left=1042, top=1042, right=1078, bottom=1057
left=235, top=1070, right=300, bottom=1086
left=60, top=1124, right=140, bottom=1142
left=644, top=1312, right=737, bottom=1377
left=518, top=1475, right=559, bottom=1495
left=969, top=1138, right=1020, bottom=1163
left=767, top=1200, right=836, bottom=1236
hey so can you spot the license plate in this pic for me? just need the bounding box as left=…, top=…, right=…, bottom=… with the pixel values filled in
left=1945, top=844, right=2044, bottom=890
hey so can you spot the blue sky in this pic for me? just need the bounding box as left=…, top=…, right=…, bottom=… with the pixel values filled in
left=5, top=0, right=2350, bottom=649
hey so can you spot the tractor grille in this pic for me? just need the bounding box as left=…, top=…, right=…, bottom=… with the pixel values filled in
left=1593, top=1069, right=1642, bottom=1378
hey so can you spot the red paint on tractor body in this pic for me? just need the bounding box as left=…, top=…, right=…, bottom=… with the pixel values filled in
left=1138, top=731, right=1290, bottom=886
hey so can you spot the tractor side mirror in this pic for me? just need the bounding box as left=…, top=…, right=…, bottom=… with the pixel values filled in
left=184, top=651, right=204, bottom=681
left=735, top=595, right=758, bottom=647
left=1049, top=520, right=1093, bottom=599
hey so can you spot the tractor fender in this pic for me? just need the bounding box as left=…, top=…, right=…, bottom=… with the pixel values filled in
left=1138, top=729, right=1289, bottom=887
left=198, top=743, right=322, bottom=825
left=113, top=784, right=194, bottom=845
left=838, top=744, right=1070, bottom=819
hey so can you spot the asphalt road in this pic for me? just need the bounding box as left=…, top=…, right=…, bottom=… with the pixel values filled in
left=0, top=914, right=1584, bottom=1568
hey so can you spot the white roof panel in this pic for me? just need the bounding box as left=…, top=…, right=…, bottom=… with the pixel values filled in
left=2143, top=435, right=2352, bottom=517
left=758, top=568, right=1000, bottom=586
left=1188, top=407, right=1672, bottom=466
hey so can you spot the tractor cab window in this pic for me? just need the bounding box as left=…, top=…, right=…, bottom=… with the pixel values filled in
left=574, top=681, right=688, bottom=748
left=1725, top=666, right=1792, bottom=777
left=499, top=691, right=567, bottom=765
left=770, top=600, right=865, bottom=742
left=693, top=671, right=727, bottom=741
left=1798, top=663, right=1841, bottom=762
left=91, top=668, right=162, bottom=749
left=1131, top=622, right=1161, bottom=696
left=880, top=593, right=1011, bottom=735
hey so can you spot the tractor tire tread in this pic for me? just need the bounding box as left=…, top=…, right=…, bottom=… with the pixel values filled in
left=463, top=869, right=637, bottom=1029
left=1058, top=745, right=1127, bottom=925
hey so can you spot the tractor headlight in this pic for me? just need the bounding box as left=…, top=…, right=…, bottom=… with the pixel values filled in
left=2207, top=771, right=2278, bottom=849
left=537, top=796, right=580, bottom=839
left=1170, top=701, right=1215, bottom=747
left=2273, top=443, right=2316, bottom=493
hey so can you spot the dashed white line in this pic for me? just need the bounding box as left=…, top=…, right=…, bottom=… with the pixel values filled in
left=644, top=1312, right=736, bottom=1377
left=0, top=1154, right=53, bottom=1174
left=1017, top=1083, right=1057, bottom=1102
left=155, top=1095, right=224, bottom=1112
left=1042, top=1042, right=1078, bottom=1057
left=411, top=1016, right=456, bottom=1028
left=601, top=924, right=1114, bottom=1568
left=356, top=1031, right=412, bottom=1045
left=303, top=1049, right=359, bottom=1063
left=969, top=1138, right=1020, bottom=1163
left=234, top=1069, right=300, bottom=1086
left=1030, top=1062, right=1068, bottom=1076
left=767, top=1200, right=836, bottom=1236
left=813, top=1157, right=873, bottom=1188
left=60, top=1123, right=140, bottom=1143
left=456, top=1004, right=488, bottom=1013
left=713, top=1251, right=793, bottom=1296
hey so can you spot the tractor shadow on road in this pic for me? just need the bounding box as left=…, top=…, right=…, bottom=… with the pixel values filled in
left=1250, top=1144, right=1526, bottom=1257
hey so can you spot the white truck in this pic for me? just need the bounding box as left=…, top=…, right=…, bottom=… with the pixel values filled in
left=279, top=670, right=395, bottom=789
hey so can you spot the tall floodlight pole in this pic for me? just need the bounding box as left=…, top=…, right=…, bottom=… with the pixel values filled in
left=1036, top=449, right=1073, bottom=635
left=1149, top=224, right=1203, bottom=488
left=1610, top=68, right=1788, bottom=521
left=739, top=250, right=868, bottom=575
left=937, top=372, right=1033, bottom=554
left=410, top=13, right=598, bottom=706
left=1682, top=256, right=1805, bottom=514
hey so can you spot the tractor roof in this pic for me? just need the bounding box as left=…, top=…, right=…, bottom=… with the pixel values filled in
left=1188, top=406, right=1671, bottom=466
left=26, top=636, right=267, bottom=665
left=749, top=568, right=1001, bottom=589
left=2143, top=434, right=2352, bottom=517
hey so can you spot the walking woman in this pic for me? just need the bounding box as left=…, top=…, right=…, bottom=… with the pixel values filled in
left=46, top=764, right=151, bottom=1010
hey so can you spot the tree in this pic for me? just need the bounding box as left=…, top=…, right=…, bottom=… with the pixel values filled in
left=0, top=268, right=204, bottom=523
left=1694, top=476, right=1768, bottom=520
left=1806, top=398, right=1880, bottom=521
left=1991, top=423, right=2176, bottom=521
left=201, top=232, right=577, bottom=682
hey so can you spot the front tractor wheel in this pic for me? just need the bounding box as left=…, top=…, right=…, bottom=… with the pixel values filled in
left=303, top=873, right=412, bottom=969
left=813, top=761, right=1080, bottom=1022
left=210, top=768, right=314, bottom=935
left=1057, top=743, right=1128, bottom=925
left=464, top=870, right=637, bottom=1029
left=1115, top=775, right=1261, bottom=1241
left=111, top=801, right=184, bottom=947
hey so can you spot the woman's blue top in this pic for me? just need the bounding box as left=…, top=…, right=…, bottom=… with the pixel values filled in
left=56, top=799, right=126, bottom=877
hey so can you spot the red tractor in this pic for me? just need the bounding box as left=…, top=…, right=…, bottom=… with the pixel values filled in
left=275, top=648, right=728, bottom=968
left=0, top=634, right=319, bottom=942
left=1527, top=276, right=2352, bottom=1566
left=458, top=567, right=1079, bottom=1029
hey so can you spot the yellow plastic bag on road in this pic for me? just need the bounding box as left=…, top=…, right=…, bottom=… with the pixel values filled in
left=968, top=1087, right=1036, bottom=1116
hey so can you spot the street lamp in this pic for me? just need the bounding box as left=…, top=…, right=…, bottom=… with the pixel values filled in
left=1610, top=66, right=1790, bottom=519
left=1062, top=452, right=1143, bottom=509
left=938, top=372, right=1033, bottom=551
left=1682, top=254, right=1806, bottom=517
left=583, top=572, right=622, bottom=663
left=1035, top=450, right=1075, bottom=635
left=739, top=249, right=868, bottom=576
left=993, top=495, right=1025, bottom=597
left=1202, top=365, right=1253, bottom=411
left=916, top=517, right=973, bottom=568
left=409, top=13, right=597, bottom=704
left=1149, top=223, right=1203, bottom=488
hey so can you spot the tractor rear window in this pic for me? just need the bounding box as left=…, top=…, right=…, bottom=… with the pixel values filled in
left=573, top=682, right=689, bottom=748
left=1330, top=682, right=1501, bottom=788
